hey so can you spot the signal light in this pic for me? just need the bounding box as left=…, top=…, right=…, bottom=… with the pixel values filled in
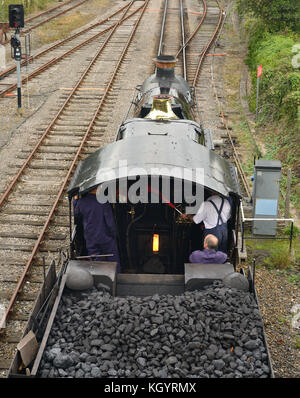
left=9, top=4, right=24, bottom=29
left=153, top=234, right=159, bottom=252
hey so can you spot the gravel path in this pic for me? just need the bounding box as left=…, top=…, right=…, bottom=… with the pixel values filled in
left=255, top=266, right=299, bottom=378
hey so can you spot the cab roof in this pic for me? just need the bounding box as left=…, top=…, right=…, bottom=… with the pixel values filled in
left=67, top=133, right=241, bottom=199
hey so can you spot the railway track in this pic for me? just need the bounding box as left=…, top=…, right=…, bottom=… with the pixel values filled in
left=157, top=0, right=183, bottom=58
left=194, top=0, right=250, bottom=199
left=208, top=2, right=252, bottom=200
left=0, top=0, right=252, bottom=377
left=0, top=0, right=151, bottom=376
left=177, top=0, right=251, bottom=198
left=0, top=3, right=140, bottom=98
left=1, top=0, right=91, bottom=45
left=22, top=0, right=90, bottom=34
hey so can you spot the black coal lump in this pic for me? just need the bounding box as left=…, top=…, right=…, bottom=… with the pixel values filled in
left=38, top=281, right=271, bottom=378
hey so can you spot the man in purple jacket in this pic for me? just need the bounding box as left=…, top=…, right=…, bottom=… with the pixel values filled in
left=189, top=234, right=227, bottom=264
left=73, top=190, right=120, bottom=272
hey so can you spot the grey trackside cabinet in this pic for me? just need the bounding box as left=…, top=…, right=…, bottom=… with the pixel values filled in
left=252, top=159, right=281, bottom=235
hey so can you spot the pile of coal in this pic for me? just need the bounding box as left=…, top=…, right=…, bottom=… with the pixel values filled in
left=38, top=281, right=270, bottom=378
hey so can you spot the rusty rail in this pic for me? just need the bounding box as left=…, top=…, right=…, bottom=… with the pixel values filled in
left=208, top=2, right=251, bottom=198
left=0, top=3, right=142, bottom=98
left=0, top=0, right=90, bottom=45
left=24, top=0, right=81, bottom=24
left=0, top=3, right=129, bottom=81
left=192, top=0, right=223, bottom=87
left=23, top=0, right=90, bottom=33
left=0, top=0, right=150, bottom=332
left=175, top=0, right=207, bottom=59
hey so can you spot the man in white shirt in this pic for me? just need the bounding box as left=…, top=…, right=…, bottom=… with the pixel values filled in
left=192, top=195, right=231, bottom=253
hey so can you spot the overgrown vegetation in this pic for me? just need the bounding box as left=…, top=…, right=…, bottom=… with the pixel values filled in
left=236, top=0, right=300, bottom=213
left=263, top=246, right=294, bottom=269
left=246, top=237, right=300, bottom=270
left=237, top=0, right=299, bottom=32
left=245, top=21, right=300, bottom=124
left=36, top=11, right=93, bottom=44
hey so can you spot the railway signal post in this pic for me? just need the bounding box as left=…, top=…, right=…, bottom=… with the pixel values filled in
left=9, top=4, right=24, bottom=108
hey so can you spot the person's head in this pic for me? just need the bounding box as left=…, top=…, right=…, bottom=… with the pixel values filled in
left=204, top=234, right=218, bottom=250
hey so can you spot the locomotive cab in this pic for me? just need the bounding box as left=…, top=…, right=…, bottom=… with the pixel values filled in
left=67, top=54, right=241, bottom=276
left=67, top=134, right=241, bottom=275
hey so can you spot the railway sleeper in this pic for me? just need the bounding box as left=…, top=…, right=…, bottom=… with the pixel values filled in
left=22, top=169, right=67, bottom=178
left=42, top=131, right=95, bottom=137
left=19, top=179, right=62, bottom=187
left=7, top=198, right=66, bottom=207
left=26, top=162, right=71, bottom=170
left=2, top=207, right=69, bottom=216
left=0, top=230, right=66, bottom=241
left=41, top=139, right=83, bottom=147
left=0, top=214, right=69, bottom=227
left=51, top=125, right=88, bottom=132
left=17, top=152, right=75, bottom=161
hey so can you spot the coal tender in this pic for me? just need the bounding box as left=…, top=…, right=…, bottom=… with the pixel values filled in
left=38, top=282, right=272, bottom=378
left=8, top=56, right=273, bottom=378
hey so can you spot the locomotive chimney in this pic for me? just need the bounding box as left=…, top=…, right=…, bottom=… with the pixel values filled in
left=154, top=55, right=177, bottom=80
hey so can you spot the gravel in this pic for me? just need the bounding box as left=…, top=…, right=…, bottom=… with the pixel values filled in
left=38, top=281, right=272, bottom=378
left=255, top=266, right=300, bottom=378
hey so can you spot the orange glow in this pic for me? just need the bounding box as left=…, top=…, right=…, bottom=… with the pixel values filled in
left=153, top=234, right=159, bottom=252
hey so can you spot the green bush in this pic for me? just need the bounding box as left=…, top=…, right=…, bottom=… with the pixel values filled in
left=238, top=1, right=300, bottom=211
left=237, top=0, right=299, bottom=32
left=246, top=29, right=300, bottom=122
left=263, top=246, right=294, bottom=269
left=283, top=224, right=300, bottom=237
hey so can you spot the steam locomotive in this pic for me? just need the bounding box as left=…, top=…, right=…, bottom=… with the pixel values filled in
left=67, top=55, right=241, bottom=275
left=8, top=56, right=275, bottom=380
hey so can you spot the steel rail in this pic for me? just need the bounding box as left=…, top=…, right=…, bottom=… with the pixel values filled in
left=1, top=0, right=84, bottom=45
left=22, top=0, right=91, bottom=34
left=155, top=0, right=186, bottom=78
left=0, top=0, right=149, bottom=332
left=179, top=0, right=186, bottom=80
left=208, top=1, right=251, bottom=199
left=175, top=0, right=207, bottom=59
left=0, top=3, right=130, bottom=81
left=221, top=111, right=251, bottom=199
left=192, top=0, right=223, bottom=87
left=157, top=0, right=168, bottom=56
left=0, top=2, right=142, bottom=208
left=169, top=0, right=250, bottom=198
left=24, top=0, right=81, bottom=24
left=0, top=4, right=142, bottom=98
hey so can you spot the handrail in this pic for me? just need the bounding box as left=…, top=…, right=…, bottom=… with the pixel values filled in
left=239, top=200, right=295, bottom=252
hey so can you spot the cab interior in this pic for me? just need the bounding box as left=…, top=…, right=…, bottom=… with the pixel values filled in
left=71, top=178, right=238, bottom=275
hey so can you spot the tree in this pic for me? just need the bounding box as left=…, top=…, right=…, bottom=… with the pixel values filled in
left=237, top=0, right=299, bottom=32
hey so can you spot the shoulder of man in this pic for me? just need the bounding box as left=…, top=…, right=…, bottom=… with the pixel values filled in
left=207, top=195, right=221, bottom=203
left=189, top=251, right=203, bottom=263
left=217, top=251, right=228, bottom=262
